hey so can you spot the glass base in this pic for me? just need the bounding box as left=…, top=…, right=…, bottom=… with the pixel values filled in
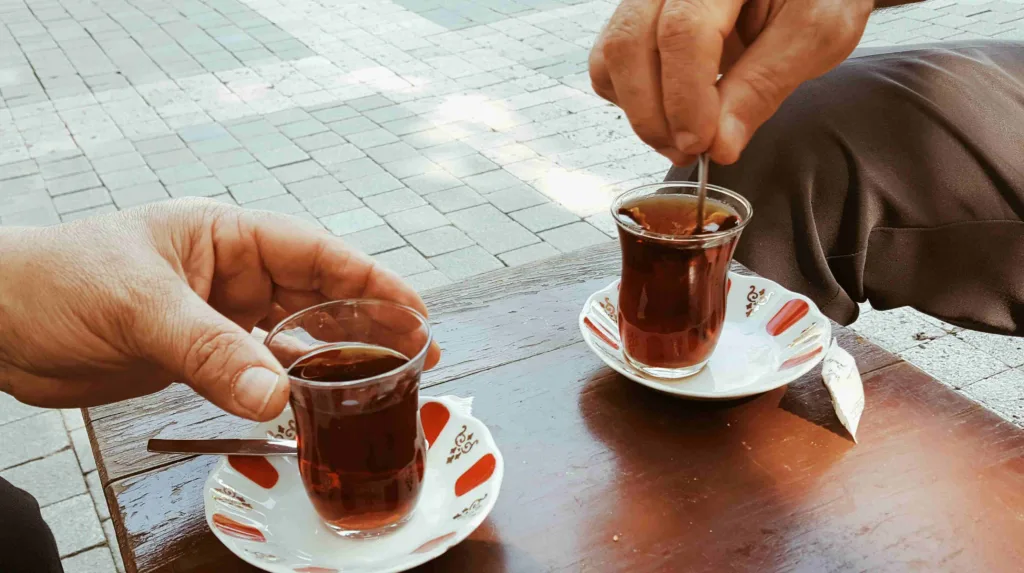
left=623, top=354, right=709, bottom=380
left=324, top=510, right=413, bottom=539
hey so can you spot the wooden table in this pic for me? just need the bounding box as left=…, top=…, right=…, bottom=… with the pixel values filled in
left=84, top=243, right=1024, bottom=573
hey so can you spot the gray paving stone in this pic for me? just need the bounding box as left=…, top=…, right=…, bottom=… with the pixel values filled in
left=424, top=185, right=486, bottom=213
left=270, top=159, right=326, bottom=184
left=310, top=143, right=364, bottom=166
left=849, top=307, right=948, bottom=354
left=430, top=245, right=504, bottom=281
left=346, top=172, right=404, bottom=198
left=279, top=118, right=327, bottom=139
left=422, top=141, right=477, bottom=162
left=346, top=127, right=401, bottom=150
left=62, top=546, right=118, bottom=573
left=375, top=246, right=433, bottom=277
left=962, top=368, right=1024, bottom=428
left=85, top=469, right=110, bottom=520
left=406, top=225, right=474, bottom=257
left=189, top=135, right=243, bottom=156
left=0, top=411, right=69, bottom=471
left=385, top=204, right=450, bottom=235
left=99, top=165, right=157, bottom=190
left=321, top=207, right=384, bottom=236
left=510, top=202, right=579, bottom=232
left=294, top=131, right=345, bottom=152
left=405, top=269, right=453, bottom=292
left=132, top=133, right=184, bottom=153
left=48, top=170, right=102, bottom=196
left=167, top=177, right=225, bottom=198
left=54, top=187, right=112, bottom=213
left=364, top=187, right=425, bottom=216
left=40, top=155, right=92, bottom=179
left=499, top=241, right=560, bottom=267
left=145, top=148, right=197, bottom=170
left=254, top=145, right=309, bottom=168
left=463, top=168, right=522, bottom=193
left=230, top=178, right=286, bottom=203
left=61, top=204, right=118, bottom=222
left=310, top=104, right=359, bottom=123
left=330, top=157, right=386, bottom=182
left=364, top=141, right=420, bottom=164
left=348, top=95, right=394, bottom=112
left=339, top=224, right=406, bottom=255
left=244, top=194, right=304, bottom=214
left=283, top=173, right=343, bottom=199
left=204, top=148, right=256, bottom=169
left=62, top=408, right=86, bottom=431
left=213, top=161, right=271, bottom=186
left=447, top=204, right=539, bottom=254
left=71, top=426, right=96, bottom=473
left=100, top=518, right=125, bottom=573
left=328, top=116, right=377, bottom=136
left=405, top=170, right=463, bottom=195
left=41, top=494, right=106, bottom=557
left=539, top=221, right=611, bottom=253
left=0, top=393, right=45, bottom=426
left=178, top=122, right=230, bottom=142
left=899, top=335, right=1008, bottom=389
left=156, top=162, right=211, bottom=185
left=439, top=153, right=500, bottom=178
left=0, top=159, right=40, bottom=181
left=956, top=330, right=1024, bottom=368
left=381, top=156, right=441, bottom=180
left=91, top=152, right=146, bottom=175
left=0, top=450, right=86, bottom=507
left=586, top=211, right=618, bottom=237
left=301, top=190, right=362, bottom=217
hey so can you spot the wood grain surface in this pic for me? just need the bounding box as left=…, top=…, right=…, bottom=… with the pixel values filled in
left=84, top=243, right=1024, bottom=573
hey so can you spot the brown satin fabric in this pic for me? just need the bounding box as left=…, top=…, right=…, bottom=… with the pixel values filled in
left=669, top=41, right=1024, bottom=335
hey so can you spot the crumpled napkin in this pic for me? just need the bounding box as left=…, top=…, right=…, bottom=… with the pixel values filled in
left=821, top=338, right=865, bottom=443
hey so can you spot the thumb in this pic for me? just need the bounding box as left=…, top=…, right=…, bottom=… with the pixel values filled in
left=146, top=287, right=290, bottom=421
left=710, top=12, right=865, bottom=164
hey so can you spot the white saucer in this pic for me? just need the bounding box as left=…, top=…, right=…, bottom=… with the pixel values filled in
left=579, top=273, right=831, bottom=400
left=203, top=396, right=503, bottom=573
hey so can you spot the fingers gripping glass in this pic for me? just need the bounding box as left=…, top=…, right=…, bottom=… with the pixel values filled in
left=264, top=300, right=433, bottom=538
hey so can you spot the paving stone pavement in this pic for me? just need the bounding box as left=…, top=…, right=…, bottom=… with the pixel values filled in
left=1, top=0, right=1023, bottom=570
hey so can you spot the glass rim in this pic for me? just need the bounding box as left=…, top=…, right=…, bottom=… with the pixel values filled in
left=264, top=298, right=433, bottom=389
left=610, top=181, right=754, bottom=243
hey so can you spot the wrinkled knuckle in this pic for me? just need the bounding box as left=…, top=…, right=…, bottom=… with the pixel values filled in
left=600, top=26, right=642, bottom=63
left=184, top=328, right=247, bottom=385
left=657, top=4, right=702, bottom=53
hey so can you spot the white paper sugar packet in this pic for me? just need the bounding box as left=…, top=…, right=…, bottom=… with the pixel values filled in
left=821, top=338, right=865, bottom=442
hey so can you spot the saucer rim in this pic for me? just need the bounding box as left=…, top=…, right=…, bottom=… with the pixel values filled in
left=579, top=272, right=831, bottom=400
left=202, top=395, right=505, bottom=573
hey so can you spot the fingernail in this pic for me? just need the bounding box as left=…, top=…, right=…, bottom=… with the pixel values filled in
left=674, top=132, right=703, bottom=155
left=234, top=367, right=283, bottom=417
left=721, top=114, right=747, bottom=147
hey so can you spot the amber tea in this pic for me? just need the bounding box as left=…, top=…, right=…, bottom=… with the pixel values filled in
left=289, top=344, right=426, bottom=535
left=613, top=184, right=751, bottom=378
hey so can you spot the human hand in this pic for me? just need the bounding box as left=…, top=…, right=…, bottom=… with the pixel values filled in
left=589, top=0, right=874, bottom=164
left=0, top=198, right=441, bottom=421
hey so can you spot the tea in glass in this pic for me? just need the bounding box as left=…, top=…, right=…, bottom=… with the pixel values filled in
left=612, top=182, right=752, bottom=379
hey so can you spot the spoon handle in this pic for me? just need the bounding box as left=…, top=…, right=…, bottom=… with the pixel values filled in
left=147, top=438, right=297, bottom=456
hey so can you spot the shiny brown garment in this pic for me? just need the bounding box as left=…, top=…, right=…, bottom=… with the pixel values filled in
left=669, top=41, right=1024, bottom=335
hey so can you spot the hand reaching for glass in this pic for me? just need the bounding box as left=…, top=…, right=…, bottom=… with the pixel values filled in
left=0, top=198, right=441, bottom=421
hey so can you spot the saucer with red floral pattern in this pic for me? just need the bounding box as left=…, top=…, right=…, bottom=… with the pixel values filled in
left=579, top=273, right=831, bottom=400
left=203, top=396, right=502, bottom=573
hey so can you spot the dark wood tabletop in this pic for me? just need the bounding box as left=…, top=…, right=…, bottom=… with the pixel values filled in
left=84, top=242, right=1024, bottom=573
